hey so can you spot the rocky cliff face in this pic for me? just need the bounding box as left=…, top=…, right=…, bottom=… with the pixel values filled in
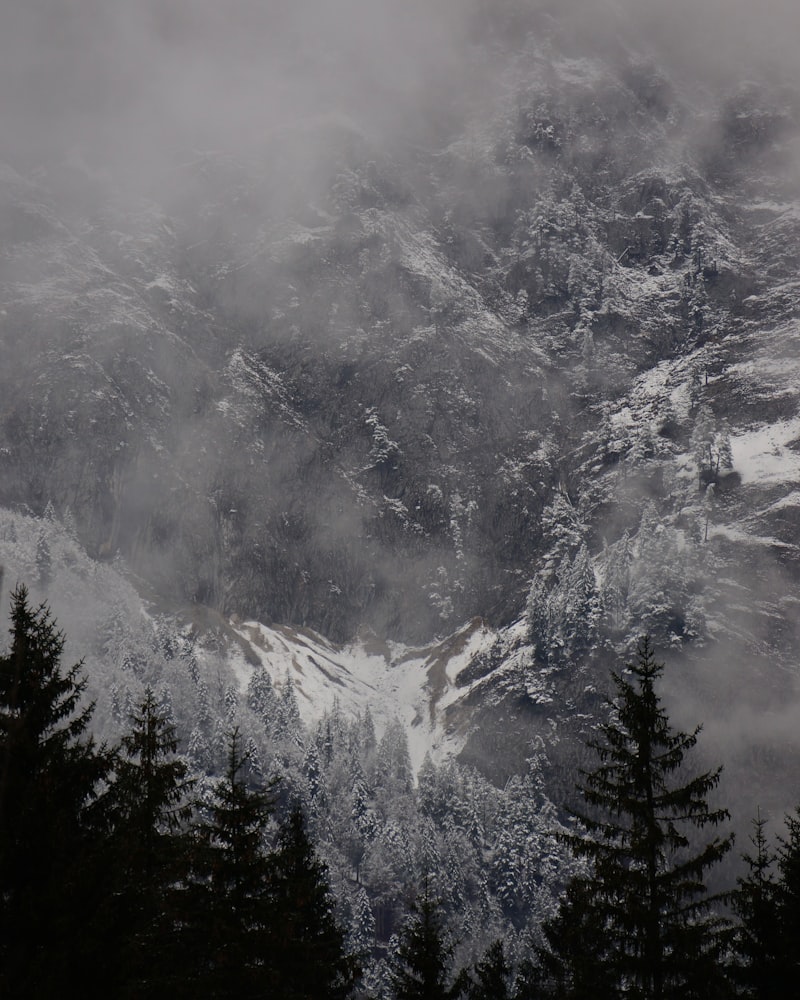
left=2, top=2, right=800, bottom=819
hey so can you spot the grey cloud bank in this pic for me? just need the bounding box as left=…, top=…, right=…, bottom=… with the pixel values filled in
left=3, top=1, right=799, bottom=183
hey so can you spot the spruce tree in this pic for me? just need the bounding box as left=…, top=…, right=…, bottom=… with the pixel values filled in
left=466, top=939, right=512, bottom=1000
left=189, top=726, right=275, bottom=998
left=108, top=686, right=195, bottom=997
left=540, top=637, right=733, bottom=999
left=269, top=804, right=359, bottom=999
left=733, top=812, right=781, bottom=999
left=535, top=878, right=618, bottom=1000
left=0, top=585, right=113, bottom=997
left=389, top=885, right=457, bottom=1000
left=775, top=806, right=800, bottom=979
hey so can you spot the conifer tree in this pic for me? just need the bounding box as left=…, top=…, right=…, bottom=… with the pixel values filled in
left=533, top=877, right=618, bottom=1000
left=466, top=939, right=512, bottom=1000
left=733, top=812, right=781, bottom=999
left=109, top=686, right=195, bottom=997
left=0, top=585, right=113, bottom=997
left=246, top=664, right=277, bottom=727
left=189, top=726, right=276, bottom=998
left=35, top=529, right=51, bottom=589
left=389, top=885, right=458, bottom=1000
left=539, top=637, right=733, bottom=999
left=349, top=885, right=377, bottom=958
left=775, top=806, right=800, bottom=979
left=269, top=804, right=359, bottom=999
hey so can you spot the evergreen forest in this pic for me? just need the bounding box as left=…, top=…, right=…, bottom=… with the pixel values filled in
left=1, top=584, right=797, bottom=998
left=5, top=3, right=800, bottom=998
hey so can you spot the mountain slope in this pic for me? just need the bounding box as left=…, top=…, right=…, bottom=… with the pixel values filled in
left=2, top=1, right=800, bottom=826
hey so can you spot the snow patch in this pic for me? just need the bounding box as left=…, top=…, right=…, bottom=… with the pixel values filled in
left=764, top=490, right=800, bottom=512
left=730, top=419, right=800, bottom=486
left=710, top=523, right=797, bottom=550
left=228, top=619, right=497, bottom=773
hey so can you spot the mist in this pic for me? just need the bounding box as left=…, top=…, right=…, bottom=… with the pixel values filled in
left=4, top=4, right=800, bottom=919
left=0, top=0, right=481, bottom=185
left=3, top=0, right=800, bottom=190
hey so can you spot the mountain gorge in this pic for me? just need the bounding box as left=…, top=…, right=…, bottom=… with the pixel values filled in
left=3, top=0, right=800, bottom=976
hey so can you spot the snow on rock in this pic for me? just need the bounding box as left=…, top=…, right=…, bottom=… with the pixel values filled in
left=764, top=490, right=800, bottom=512
left=730, top=418, right=800, bottom=485
left=710, top=522, right=798, bottom=551
left=228, top=617, right=497, bottom=772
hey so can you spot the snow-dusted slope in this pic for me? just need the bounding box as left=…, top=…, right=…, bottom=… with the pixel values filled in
left=0, top=503, right=501, bottom=773
left=226, top=617, right=497, bottom=772
left=3, top=3, right=800, bottom=827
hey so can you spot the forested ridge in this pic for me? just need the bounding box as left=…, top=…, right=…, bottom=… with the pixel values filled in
left=4, top=3, right=800, bottom=996
left=1, top=586, right=796, bottom=998
left=3, top=9, right=800, bottom=985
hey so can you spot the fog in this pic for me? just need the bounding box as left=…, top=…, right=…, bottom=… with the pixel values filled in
left=0, top=1, right=480, bottom=182
left=3, top=1, right=800, bottom=863
left=3, top=0, right=799, bottom=187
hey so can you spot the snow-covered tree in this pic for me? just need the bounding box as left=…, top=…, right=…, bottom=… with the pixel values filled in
left=691, top=405, right=733, bottom=488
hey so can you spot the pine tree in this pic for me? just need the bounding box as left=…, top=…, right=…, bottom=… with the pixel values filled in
left=526, top=574, right=555, bottom=667
left=189, top=726, right=276, bottom=997
left=109, top=687, right=195, bottom=997
left=35, top=529, right=51, bottom=589
left=377, top=718, right=413, bottom=793
left=533, top=877, right=618, bottom=1000
left=560, top=543, right=602, bottom=660
left=247, top=664, right=277, bottom=727
left=540, top=637, right=734, bottom=999
left=466, top=939, right=512, bottom=1000
left=733, top=812, right=781, bottom=998
left=304, top=739, right=327, bottom=811
left=361, top=706, right=377, bottom=756
left=718, top=419, right=733, bottom=473
left=775, top=806, right=800, bottom=979
left=187, top=726, right=211, bottom=771
left=349, top=885, right=377, bottom=959
left=603, top=532, right=633, bottom=634
left=690, top=404, right=732, bottom=489
left=389, top=885, right=457, bottom=1000
left=0, top=585, right=113, bottom=997
left=269, top=804, right=359, bottom=999
left=278, top=669, right=302, bottom=737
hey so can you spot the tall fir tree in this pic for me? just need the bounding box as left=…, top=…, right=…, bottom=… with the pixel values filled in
left=465, top=939, right=512, bottom=1000
left=732, top=812, right=782, bottom=999
left=189, top=726, right=276, bottom=998
left=269, top=804, right=359, bottom=1000
left=108, top=686, right=196, bottom=997
left=539, top=637, right=734, bottom=999
left=776, top=806, right=800, bottom=979
left=388, top=884, right=458, bottom=1000
left=533, top=877, right=618, bottom=1000
left=0, top=585, right=113, bottom=998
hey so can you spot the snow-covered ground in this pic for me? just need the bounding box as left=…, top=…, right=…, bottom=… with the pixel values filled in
left=731, top=418, right=800, bottom=485
left=227, top=617, right=497, bottom=772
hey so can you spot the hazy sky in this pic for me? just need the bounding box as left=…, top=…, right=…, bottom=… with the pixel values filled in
left=0, top=1, right=475, bottom=174
left=2, top=0, right=798, bottom=182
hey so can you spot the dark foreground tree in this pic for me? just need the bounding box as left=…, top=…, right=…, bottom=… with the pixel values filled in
left=269, top=804, right=360, bottom=999
left=465, top=939, right=512, bottom=1000
left=0, top=585, right=113, bottom=998
left=109, top=686, right=196, bottom=997
left=188, top=727, right=275, bottom=998
left=389, top=885, right=458, bottom=1000
left=732, top=812, right=781, bottom=999
left=532, top=877, right=619, bottom=1000
left=539, top=637, right=733, bottom=999
left=775, top=806, right=800, bottom=980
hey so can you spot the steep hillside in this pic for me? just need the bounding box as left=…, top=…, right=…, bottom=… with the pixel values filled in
left=2, top=0, right=800, bottom=829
